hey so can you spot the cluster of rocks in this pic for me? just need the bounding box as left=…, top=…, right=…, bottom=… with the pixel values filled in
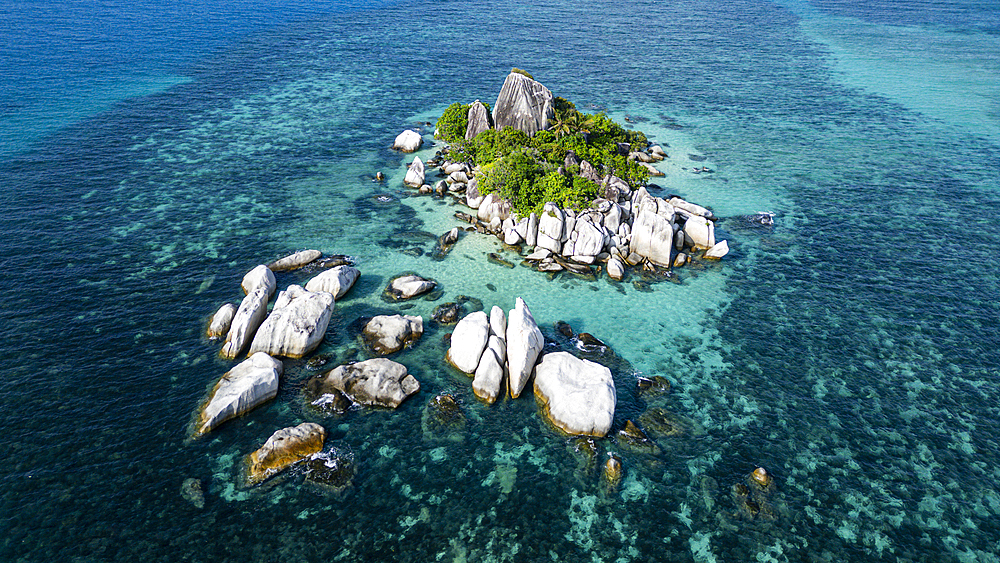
left=193, top=255, right=442, bottom=486
left=446, top=297, right=617, bottom=438
left=395, top=71, right=730, bottom=283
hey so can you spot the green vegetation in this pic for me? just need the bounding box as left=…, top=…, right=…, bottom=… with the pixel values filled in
left=510, top=67, right=534, bottom=80
left=436, top=94, right=650, bottom=217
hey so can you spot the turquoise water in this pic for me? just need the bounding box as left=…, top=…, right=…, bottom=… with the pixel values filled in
left=2, top=0, right=999, bottom=561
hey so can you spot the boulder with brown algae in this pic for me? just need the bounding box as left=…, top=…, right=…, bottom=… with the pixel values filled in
left=248, top=285, right=334, bottom=358
left=491, top=71, right=554, bottom=137
left=317, top=358, right=420, bottom=408
left=267, top=250, right=322, bottom=272
left=195, top=352, right=282, bottom=437
left=247, top=422, right=326, bottom=485
left=533, top=351, right=616, bottom=437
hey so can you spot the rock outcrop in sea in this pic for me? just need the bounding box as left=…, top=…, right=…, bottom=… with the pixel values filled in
left=247, top=422, right=326, bottom=485
left=195, top=351, right=282, bottom=437
left=491, top=72, right=554, bottom=137
left=534, top=351, right=616, bottom=437
left=363, top=314, right=423, bottom=355
left=248, top=284, right=334, bottom=358
left=312, top=358, right=420, bottom=408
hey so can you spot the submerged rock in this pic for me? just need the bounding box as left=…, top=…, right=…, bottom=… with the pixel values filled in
left=506, top=298, right=544, bottom=398
left=180, top=478, right=205, bottom=509
left=617, top=420, right=659, bottom=454
left=362, top=314, right=423, bottom=355
left=315, top=358, right=420, bottom=408
left=637, top=375, right=671, bottom=395
left=304, top=448, right=355, bottom=493
left=385, top=274, right=436, bottom=300
left=533, top=351, right=616, bottom=437
left=267, top=250, right=322, bottom=272
left=307, top=386, right=352, bottom=416
left=247, top=422, right=326, bottom=485
left=248, top=285, right=335, bottom=358
left=304, top=265, right=360, bottom=299
left=207, top=303, right=236, bottom=340
left=195, top=352, right=282, bottom=437
left=421, top=393, right=467, bottom=442
left=603, top=454, right=623, bottom=488
left=431, top=302, right=464, bottom=325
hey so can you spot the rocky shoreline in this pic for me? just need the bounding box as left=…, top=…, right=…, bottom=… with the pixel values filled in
left=393, top=71, right=730, bottom=285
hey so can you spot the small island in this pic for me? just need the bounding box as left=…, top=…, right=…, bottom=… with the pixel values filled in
left=395, top=68, right=729, bottom=283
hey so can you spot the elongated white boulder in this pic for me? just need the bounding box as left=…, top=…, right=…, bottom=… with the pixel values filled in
left=526, top=212, right=539, bottom=247
left=221, top=286, right=270, bottom=360
left=446, top=311, right=490, bottom=374
left=684, top=215, right=715, bottom=249
left=629, top=196, right=674, bottom=267
left=267, top=250, right=322, bottom=272
left=393, top=129, right=423, bottom=152
left=536, top=202, right=564, bottom=253
left=404, top=156, right=425, bottom=187
left=363, top=314, right=423, bottom=355
left=241, top=265, right=276, bottom=297
left=533, top=351, right=616, bottom=437
left=248, top=285, right=334, bottom=358
left=207, top=303, right=236, bottom=339
left=668, top=197, right=713, bottom=219
left=247, top=422, right=326, bottom=485
left=320, top=358, right=420, bottom=408
left=704, top=240, right=729, bottom=259
left=473, top=347, right=504, bottom=404
left=465, top=177, right=484, bottom=208
left=506, top=298, right=544, bottom=398
left=489, top=306, right=507, bottom=340
left=195, top=352, right=282, bottom=436
left=304, top=265, right=359, bottom=299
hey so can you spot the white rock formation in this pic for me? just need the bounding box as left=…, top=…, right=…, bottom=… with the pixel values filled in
left=536, top=202, right=565, bottom=254
left=477, top=193, right=511, bottom=224
left=195, top=352, right=282, bottom=436
left=304, top=265, right=360, bottom=299
left=489, top=306, right=507, bottom=341
left=533, top=351, right=616, bottom=437
left=321, top=358, right=420, bottom=408
left=393, top=129, right=423, bottom=152
left=505, top=297, right=544, bottom=398
left=446, top=311, right=490, bottom=374
left=267, top=250, right=322, bottom=272
left=387, top=274, right=435, bottom=300
left=404, top=156, right=425, bottom=187
left=473, top=346, right=504, bottom=404
left=207, top=303, right=237, bottom=339
left=573, top=220, right=606, bottom=257
left=221, top=286, right=270, bottom=360
left=684, top=215, right=716, bottom=249
left=241, top=265, right=276, bottom=297
left=247, top=422, right=326, bottom=485
left=629, top=196, right=675, bottom=267
left=363, top=314, right=423, bottom=355
left=704, top=240, right=729, bottom=259
left=669, top=197, right=713, bottom=219
left=491, top=72, right=554, bottom=136
left=248, top=285, right=334, bottom=358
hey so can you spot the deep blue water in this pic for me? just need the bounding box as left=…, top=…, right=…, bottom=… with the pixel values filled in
left=2, top=0, right=999, bottom=561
